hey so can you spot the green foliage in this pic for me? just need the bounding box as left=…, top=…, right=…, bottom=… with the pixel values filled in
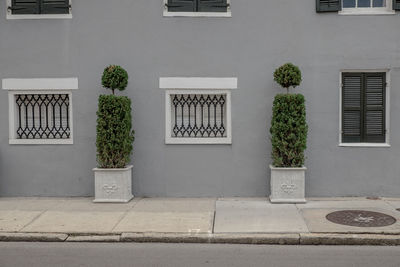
left=270, top=94, right=308, bottom=167
left=96, top=95, right=134, bottom=168
left=101, top=65, right=129, bottom=95
left=273, top=63, right=302, bottom=93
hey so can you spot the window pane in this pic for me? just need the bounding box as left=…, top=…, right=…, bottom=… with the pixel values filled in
left=373, top=0, right=385, bottom=7
left=358, top=0, right=371, bottom=7
left=343, top=0, right=356, bottom=7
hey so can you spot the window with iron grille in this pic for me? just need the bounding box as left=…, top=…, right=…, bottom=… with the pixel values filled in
left=2, top=78, right=77, bottom=145
left=161, top=77, right=236, bottom=144
left=171, top=94, right=227, bottom=138
left=15, top=94, right=71, bottom=140
left=166, top=91, right=231, bottom=144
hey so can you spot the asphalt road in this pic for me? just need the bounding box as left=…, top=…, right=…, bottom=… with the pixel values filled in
left=0, top=242, right=400, bottom=267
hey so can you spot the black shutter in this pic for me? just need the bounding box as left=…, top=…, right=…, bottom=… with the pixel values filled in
left=40, top=0, right=70, bottom=14
left=10, top=0, right=39, bottom=14
left=342, top=73, right=363, bottom=143
left=167, top=0, right=196, bottom=12
left=198, top=0, right=228, bottom=12
left=364, top=73, right=386, bottom=143
left=394, top=0, right=400, bottom=10
left=316, top=0, right=341, bottom=12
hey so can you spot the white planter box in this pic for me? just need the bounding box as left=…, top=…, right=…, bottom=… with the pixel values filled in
left=93, top=165, right=133, bottom=203
left=270, top=165, right=306, bottom=204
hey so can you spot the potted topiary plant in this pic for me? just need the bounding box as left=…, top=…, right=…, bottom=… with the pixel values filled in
left=269, top=63, right=308, bottom=203
left=93, top=65, right=135, bottom=203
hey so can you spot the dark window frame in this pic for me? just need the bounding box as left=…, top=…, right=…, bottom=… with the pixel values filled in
left=341, top=72, right=387, bottom=144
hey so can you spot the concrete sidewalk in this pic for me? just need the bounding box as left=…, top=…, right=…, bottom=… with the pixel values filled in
left=1, top=197, right=400, bottom=245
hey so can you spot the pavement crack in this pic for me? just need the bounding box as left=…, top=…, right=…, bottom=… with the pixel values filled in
left=19, top=210, right=47, bottom=232
left=110, top=198, right=143, bottom=232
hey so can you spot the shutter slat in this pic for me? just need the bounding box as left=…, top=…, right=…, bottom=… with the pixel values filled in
left=316, top=0, right=341, bottom=12
left=41, top=0, right=69, bottom=14
left=394, top=0, right=400, bottom=10
left=364, top=73, right=385, bottom=143
left=198, top=0, right=228, bottom=12
left=167, top=0, right=196, bottom=12
left=10, top=0, right=39, bottom=14
left=342, top=73, right=362, bottom=143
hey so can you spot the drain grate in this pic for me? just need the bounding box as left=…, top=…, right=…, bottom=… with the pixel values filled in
left=326, top=210, right=396, bottom=227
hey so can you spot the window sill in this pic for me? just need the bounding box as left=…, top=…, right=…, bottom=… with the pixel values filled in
left=163, top=11, right=231, bottom=17
left=166, top=137, right=232, bottom=145
left=7, top=14, right=72, bottom=20
left=339, top=9, right=395, bottom=15
left=10, top=139, right=73, bottom=145
left=339, top=143, right=390, bottom=147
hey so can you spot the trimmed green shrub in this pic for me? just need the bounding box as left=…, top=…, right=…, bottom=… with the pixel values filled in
left=96, top=95, right=134, bottom=168
left=101, top=65, right=129, bottom=95
left=273, top=63, right=302, bottom=93
left=270, top=63, right=307, bottom=167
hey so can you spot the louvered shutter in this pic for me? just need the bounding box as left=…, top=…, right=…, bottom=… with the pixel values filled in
left=342, top=73, right=362, bottom=143
left=10, top=0, right=40, bottom=14
left=364, top=73, right=385, bottom=143
left=167, top=0, right=196, bottom=12
left=394, top=0, right=400, bottom=10
left=40, top=0, right=70, bottom=14
left=316, top=0, right=341, bottom=12
left=198, top=0, right=228, bottom=12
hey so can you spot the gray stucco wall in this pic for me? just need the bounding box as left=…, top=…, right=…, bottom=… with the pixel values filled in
left=0, top=0, right=399, bottom=197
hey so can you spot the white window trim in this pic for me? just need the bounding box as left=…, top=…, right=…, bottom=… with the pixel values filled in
left=6, top=0, right=72, bottom=20
left=160, top=77, right=237, bottom=145
left=2, top=78, right=78, bottom=145
left=338, top=69, right=390, bottom=147
left=339, top=0, right=395, bottom=15
left=163, top=0, right=231, bottom=17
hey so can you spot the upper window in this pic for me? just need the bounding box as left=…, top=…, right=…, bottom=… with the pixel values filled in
left=164, top=0, right=231, bottom=17
left=341, top=0, right=394, bottom=14
left=7, top=0, right=72, bottom=19
left=340, top=72, right=389, bottom=146
left=316, top=0, right=398, bottom=14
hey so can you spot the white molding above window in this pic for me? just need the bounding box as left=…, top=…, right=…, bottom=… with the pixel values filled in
left=338, top=69, right=390, bottom=148
left=2, top=78, right=78, bottom=145
left=163, top=0, right=231, bottom=17
left=6, top=0, right=72, bottom=20
left=339, top=0, right=395, bottom=15
left=160, top=77, right=237, bottom=89
left=160, top=77, right=236, bottom=145
left=2, top=78, right=78, bottom=90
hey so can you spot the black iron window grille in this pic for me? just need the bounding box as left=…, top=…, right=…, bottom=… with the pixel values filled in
left=15, top=94, right=70, bottom=139
left=171, top=94, right=227, bottom=138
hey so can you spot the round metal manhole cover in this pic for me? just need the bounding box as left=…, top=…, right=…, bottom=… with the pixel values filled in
left=326, top=210, right=397, bottom=227
left=397, top=208, right=400, bottom=212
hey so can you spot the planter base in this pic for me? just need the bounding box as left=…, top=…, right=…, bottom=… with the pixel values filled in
left=269, top=198, right=306, bottom=204
left=93, top=165, right=133, bottom=203
left=92, top=197, right=133, bottom=203
left=270, top=165, right=306, bottom=204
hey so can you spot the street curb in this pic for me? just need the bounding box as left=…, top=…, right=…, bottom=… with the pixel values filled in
left=0, top=232, right=399, bottom=245
left=300, top=233, right=400, bottom=246
left=66, top=235, right=121, bottom=242
left=0, top=233, right=68, bottom=242
left=120, top=233, right=300, bottom=245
